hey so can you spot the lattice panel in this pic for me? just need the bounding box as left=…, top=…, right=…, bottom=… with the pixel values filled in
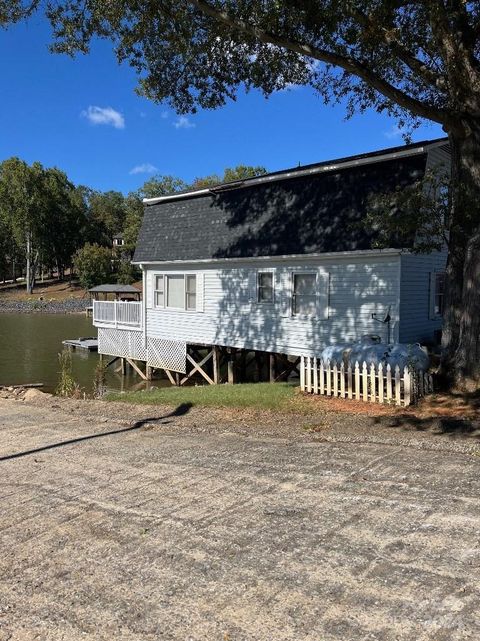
left=98, top=328, right=147, bottom=361
left=147, top=337, right=186, bottom=374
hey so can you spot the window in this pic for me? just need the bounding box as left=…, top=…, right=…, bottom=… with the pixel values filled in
left=154, top=275, right=164, bottom=307
left=154, top=273, right=197, bottom=311
left=293, top=273, right=317, bottom=315
left=186, top=275, right=197, bottom=310
left=166, top=274, right=185, bottom=309
left=434, top=272, right=445, bottom=316
left=257, top=272, right=274, bottom=303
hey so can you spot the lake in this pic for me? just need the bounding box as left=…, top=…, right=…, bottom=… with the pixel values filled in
left=0, top=313, right=156, bottom=394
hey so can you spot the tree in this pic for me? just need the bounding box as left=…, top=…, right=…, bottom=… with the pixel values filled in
left=3, top=1, right=480, bottom=386
left=0, top=158, right=48, bottom=293
left=88, top=190, right=126, bottom=246
left=190, top=165, right=267, bottom=189
left=140, top=175, right=187, bottom=199
left=41, top=167, right=87, bottom=279
left=122, top=193, right=144, bottom=258
left=73, top=243, right=113, bottom=290
left=223, top=165, right=267, bottom=182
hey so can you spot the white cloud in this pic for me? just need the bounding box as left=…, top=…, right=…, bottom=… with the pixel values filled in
left=81, top=106, right=125, bottom=129
left=173, top=116, right=195, bottom=129
left=129, top=163, right=158, bottom=175
left=384, top=124, right=406, bottom=139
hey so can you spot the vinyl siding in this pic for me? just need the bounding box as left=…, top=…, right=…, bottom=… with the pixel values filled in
left=143, top=254, right=401, bottom=357
left=397, top=143, right=450, bottom=344
left=398, top=251, right=447, bottom=344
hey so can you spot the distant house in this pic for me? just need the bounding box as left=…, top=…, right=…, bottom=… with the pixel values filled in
left=92, top=138, right=449, bottom=379
left=112, top=233, right=125, bottom=249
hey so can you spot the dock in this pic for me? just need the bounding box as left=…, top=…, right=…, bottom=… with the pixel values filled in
left=62, top=337, right=98, bottom=352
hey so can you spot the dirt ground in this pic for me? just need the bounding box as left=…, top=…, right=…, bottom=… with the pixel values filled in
left=0, top=395, right=479, bottom=641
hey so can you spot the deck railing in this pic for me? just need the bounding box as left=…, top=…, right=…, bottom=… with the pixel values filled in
left=300, top=356, right=433, bottom=407
left=92, top=300, right=142, bottom=330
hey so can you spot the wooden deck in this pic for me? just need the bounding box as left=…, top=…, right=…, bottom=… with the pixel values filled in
left=62, top=338, right=98, bottom=352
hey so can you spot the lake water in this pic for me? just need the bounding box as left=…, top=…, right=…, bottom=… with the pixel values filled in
left=0, top=313, right=156, bottom=394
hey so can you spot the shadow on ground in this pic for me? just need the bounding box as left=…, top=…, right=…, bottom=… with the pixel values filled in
left=0, top=403, right=192, bottom=462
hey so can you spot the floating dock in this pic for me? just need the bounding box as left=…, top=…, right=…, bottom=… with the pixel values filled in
left=62, top=337, right=98, bottom=352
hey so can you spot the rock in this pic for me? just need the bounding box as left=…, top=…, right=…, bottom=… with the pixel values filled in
left=23, top=388, right=52, bottom=402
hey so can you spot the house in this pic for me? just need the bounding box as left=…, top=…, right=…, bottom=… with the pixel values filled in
left=92, top=138, right=449, bottom=382
left=112, top=233, right=125, bottom=249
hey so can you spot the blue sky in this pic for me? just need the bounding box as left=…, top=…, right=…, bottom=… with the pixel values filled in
left=0, top=15, right=444, bottom=194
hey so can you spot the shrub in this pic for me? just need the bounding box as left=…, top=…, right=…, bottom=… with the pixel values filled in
left=73, top=243, right=112, bottom=290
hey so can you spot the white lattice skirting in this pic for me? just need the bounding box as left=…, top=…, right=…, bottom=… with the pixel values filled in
left=97, top=328, right=186, bottom=373
left=147, top=337, right=186, bottom=374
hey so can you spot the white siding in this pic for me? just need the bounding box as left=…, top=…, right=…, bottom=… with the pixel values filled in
left=398, top=251, right=447, bottom=344
left=143, top=255, right=401, bottom=357
left=397, top=143, right=450, bottom=345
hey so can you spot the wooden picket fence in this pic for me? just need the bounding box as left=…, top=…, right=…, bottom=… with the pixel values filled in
left=300, top=356, right=433, bottom=407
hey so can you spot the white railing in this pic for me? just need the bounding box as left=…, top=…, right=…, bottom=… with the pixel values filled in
left=300, top=357, right=433, bottom=407
left=93, top=300, right=142, bottom=330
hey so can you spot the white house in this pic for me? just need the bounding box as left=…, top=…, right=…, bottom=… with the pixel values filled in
left=92, top=138, right=449, bottom=382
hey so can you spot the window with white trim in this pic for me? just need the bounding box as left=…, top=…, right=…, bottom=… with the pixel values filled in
left=257, top=272, right=274, bottom=303
left=155, top=273, right=197, bottom=311
left=185, top=274, right=197, bottom=311
left=433, top=272, right=445, bottom=317
left=154, top=275, right=164, bottom=307
left=292, top=273, right=317, bottom=316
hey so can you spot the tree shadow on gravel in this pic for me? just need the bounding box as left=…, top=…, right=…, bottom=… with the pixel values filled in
left=372, top=412, right=480, bottom=441
left=0, top=403, right=192, bottom=462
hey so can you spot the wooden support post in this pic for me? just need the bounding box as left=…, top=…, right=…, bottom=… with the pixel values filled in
left=126, top=357, right=148, bottom=381
left=146, top=365, right=153, bottom=381
left=121, top=358, right=127, bottom=376
left=227, top=351, right=235, bottom=384
left=213, top=346, right=220, bottom=384
left=181, top=351, right=215, bottom=385
left=240, top=351, right=247, bottom=382
left=269, top=353, right=276, bottom=383
left=164, top=369, right=176, bottom=386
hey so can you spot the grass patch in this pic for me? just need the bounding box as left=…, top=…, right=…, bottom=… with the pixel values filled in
left=106, top=382, right=305, bottom=412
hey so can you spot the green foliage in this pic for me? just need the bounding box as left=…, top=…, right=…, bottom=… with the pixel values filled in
left=93, top=360, right=108, bottom=398
left=73, top=243, right=112, bottom=289
left=88, top=190, right=126, bottom=245
left=365, top=166, right=450, bottom=253
left=223, top=165, right=267, bottom=182
left=191, top=165, right=268, bottom=190
left=116, top=259, right=140, bottom=285
left=140, top=175, right=187, bottom=199
left=56, top=350, right=81, bottom=398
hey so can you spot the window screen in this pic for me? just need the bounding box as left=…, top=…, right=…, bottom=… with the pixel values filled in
left=258, top=272, right=274, bottom=303
left=186, top=275, right=197, bottom=311
left=167, top=275, right=184, bottom=309
left=293, top=273, right=316, bottom=315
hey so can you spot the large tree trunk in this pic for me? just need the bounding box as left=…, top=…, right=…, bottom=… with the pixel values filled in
left=441, top=124, right=480, bottom=390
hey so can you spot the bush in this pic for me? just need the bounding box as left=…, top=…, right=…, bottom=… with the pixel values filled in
left=116, top=259, right=140, bottom=285
left=73, top=243, right=112, bottom=290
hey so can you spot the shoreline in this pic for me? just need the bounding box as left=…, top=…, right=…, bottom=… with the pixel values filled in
left=0, top=298, right=89, bottom=314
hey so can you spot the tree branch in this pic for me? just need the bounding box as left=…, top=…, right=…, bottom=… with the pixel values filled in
left=188, top=0, right=449, bottom=125
left=344, top=3, right=445, bottom=90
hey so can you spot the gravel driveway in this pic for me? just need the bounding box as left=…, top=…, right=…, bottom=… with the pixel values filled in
left=0, top=398, right=479, bottom=641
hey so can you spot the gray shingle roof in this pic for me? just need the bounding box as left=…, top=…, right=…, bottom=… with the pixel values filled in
left=88, top=284, right=141, bottom=293
left=134, top=147, right=431, bottom=263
